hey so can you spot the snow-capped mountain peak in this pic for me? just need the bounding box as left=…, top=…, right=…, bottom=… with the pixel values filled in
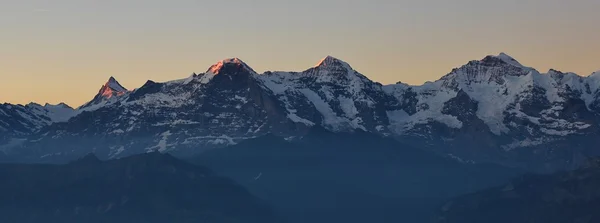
left=19, top=102, right=77, bottom=123
left=440, top=53, right=536, bottom=88
left=4, top=53, right=600, bottom=172
left=206, top=58, right=257, bottom=75
left=40, top=103, right=76, bottom=122
left=101, top=76, right=128, bottom=97
left=303, top=55, right=370, bottom=85
left=315, top=55, right=353, bottom=71
left=475, top=53, right=531, bottom=71
left=495, top=52, right=524, bottom=67
left=78, top=77, right=129, bottom=110
left=195, top=58, right=258, bottom=84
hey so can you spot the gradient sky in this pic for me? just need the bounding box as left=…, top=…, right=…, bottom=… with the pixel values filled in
left=1, top=0, right=599, bottom=106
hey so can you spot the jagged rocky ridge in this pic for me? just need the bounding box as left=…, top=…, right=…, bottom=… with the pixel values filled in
left=435, top=157, right=600, bottom=223
left=0, top=103, right=75, bottom=146
left=79, top=76, right=129, bottom=110
left=2, top=54, right=600, bottom=171
left=0, top=76, right=128, bottom=147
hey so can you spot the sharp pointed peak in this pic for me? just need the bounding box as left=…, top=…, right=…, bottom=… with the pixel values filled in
left=314, top=55, right=353, bottom=70
left=206, top=57, right=257, bottom=75
left=105, top=76, right=120, bottom=85
left=316, top=55, right=347, bottom=65
left=79, top=76, right=129, bottom=109
left=321, top=55, right=340, bottom=61
left=497, top=52, right=515, bottom=59
left=102, top=76, right=128, bottom=92
left=480, top=52, right=525, bottom=68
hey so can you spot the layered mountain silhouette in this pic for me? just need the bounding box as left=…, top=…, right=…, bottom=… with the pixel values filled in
left=435, top=157, right=600, bottom=223
left=192, top=127, right=520, bottom=223
left=1, top=54, right=600, bottom=171
left=0, top=152, right=281, bottom=223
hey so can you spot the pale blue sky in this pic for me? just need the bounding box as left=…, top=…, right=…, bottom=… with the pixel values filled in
left=1, top=0, right=599, bottom=105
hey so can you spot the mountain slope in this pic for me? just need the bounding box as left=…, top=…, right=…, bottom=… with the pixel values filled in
left=0, top=102, right=75, bottom=147
left=0, top=152, right=281, bottom=223
left=3, top=54, right=600, bottom=171
left=383, top=53, right=600, bottom=171
left=6, top=56, right=401, bottom=163
left=260, top=56, right=399, bottom=133
left=11, top=58, right=305, bottom=162
left=435, top=157, right=600, bottom=223
left=192, top=127, right=520, bottom=223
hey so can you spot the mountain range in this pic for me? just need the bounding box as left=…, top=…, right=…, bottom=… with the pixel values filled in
left=1, top=53, right=599, bottom=171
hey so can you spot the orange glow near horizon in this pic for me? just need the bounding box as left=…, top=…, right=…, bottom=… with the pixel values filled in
left=1, top=0, right=599, bottom=106
left=2, top=52, right=600, bottom=107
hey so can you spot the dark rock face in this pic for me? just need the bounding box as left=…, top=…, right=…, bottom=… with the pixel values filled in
left=518, top=86, right=551, bottom=117
left=0, top=152, right=281, bottom=223
left=442, top=90, right=478, bottom=123
left=398, top=88, right=419, bottom=115
left=436, top=90, right=502, bottom=163
left=435, top=157, right=600, bottom=223
left=193, top=128, right=520, bottom=223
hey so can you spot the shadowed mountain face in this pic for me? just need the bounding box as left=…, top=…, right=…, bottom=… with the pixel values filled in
left=192, top=127, right=521, bottom=223
left=435, top=158, right=600, bottom=223
left=0, top=152, right=281, bottom=223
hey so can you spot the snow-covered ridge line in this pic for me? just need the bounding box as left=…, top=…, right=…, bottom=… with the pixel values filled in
left=6, top=53, right=600, bottom=129
left=2, top=53, right=600, bottom=170
left=4, top=53, right=600, bottom=146
left=1, top=102, right=76, bottom=123
left=8, top=53, right=599, bottom=110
